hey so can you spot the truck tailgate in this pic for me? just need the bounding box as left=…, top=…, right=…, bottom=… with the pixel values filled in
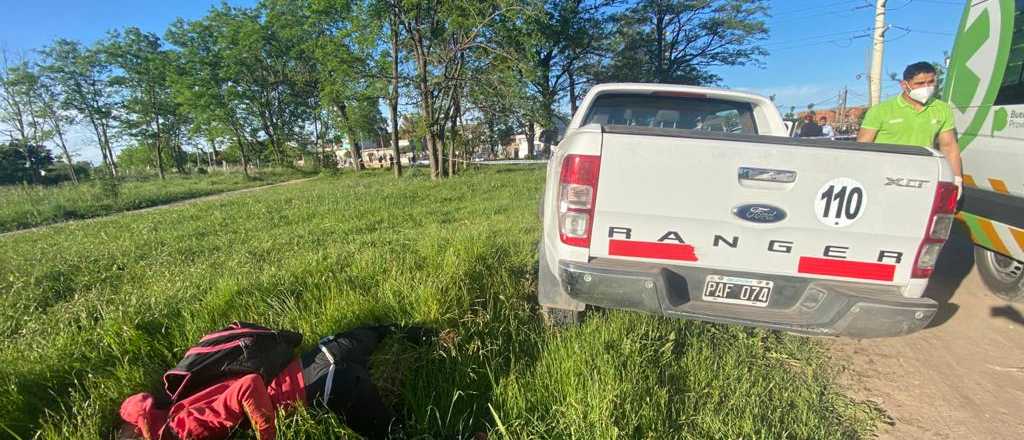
left=590, top=130, right=941, bottom=286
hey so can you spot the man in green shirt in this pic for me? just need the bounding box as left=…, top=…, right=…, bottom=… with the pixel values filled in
left=857, top=62, right=963, bottom=196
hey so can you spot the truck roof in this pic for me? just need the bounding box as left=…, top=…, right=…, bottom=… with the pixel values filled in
left=572, top=83, right=778, bottom=131
left=585, top=83, right=773, bottom=105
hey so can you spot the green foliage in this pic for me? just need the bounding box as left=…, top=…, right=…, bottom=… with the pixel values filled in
left=0, top=168, right=879, bottom=438
left=105, top=27, right=187, bottom=177
left=116, top=143, right=175, bottom=173
left=0, top=143, right=55, bottom=185
left=599, top=0, right=770, bottom=85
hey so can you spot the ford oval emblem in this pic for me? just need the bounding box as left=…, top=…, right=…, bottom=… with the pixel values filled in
left=733, top=204, right=787, bottom=224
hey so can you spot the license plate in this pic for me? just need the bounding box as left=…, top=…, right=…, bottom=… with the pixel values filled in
left=702, top=275, right=773, bottom=307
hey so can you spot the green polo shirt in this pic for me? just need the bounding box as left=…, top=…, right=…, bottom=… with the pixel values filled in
left=860, top=95, right=955, bottom=148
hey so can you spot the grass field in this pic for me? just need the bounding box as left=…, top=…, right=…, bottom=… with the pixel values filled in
left=0, top=168, right=311, bottom=233
left=0, top=166, right=879, bottom=439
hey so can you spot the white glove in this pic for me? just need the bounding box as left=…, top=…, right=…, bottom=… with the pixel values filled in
left=954, top=176, right=964, bottom=201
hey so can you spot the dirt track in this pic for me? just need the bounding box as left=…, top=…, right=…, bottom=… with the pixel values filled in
left=831, top=222, right=1024, bottom=439
left=0, top=177, right=315, bottom=238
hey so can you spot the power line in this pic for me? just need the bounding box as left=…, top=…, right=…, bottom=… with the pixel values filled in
left=770, top=0, right=870, bottom=16
left=762, top=27, right=875, bottom=48
left=768, top=0, right=957, bottom=25
left=768, top=36, right=870, bottom=51
left=891, top=25, right=955, bottom=36
left=770, top=5, right=873, bottom=24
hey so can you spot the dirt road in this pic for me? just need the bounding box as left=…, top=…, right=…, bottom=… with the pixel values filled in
left=832, top=223, right=1024, bottom=439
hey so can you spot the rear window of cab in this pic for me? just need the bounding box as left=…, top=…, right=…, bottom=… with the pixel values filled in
left=582, top=93, right=758, bottom=134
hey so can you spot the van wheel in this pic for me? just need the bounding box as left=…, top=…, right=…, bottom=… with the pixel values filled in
left=974, top=246, right=1024, bottom=302
left=542, top=306, right=583, bottom=327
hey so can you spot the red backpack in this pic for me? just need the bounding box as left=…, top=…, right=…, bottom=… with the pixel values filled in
left=162, top=322, right=303, bottom=402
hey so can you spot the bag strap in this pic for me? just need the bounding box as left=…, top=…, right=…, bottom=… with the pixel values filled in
left=317, top=343, right=337, bottom=406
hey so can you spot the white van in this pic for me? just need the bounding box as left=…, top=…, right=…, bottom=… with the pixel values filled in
left=945, top=0, right=1024, bottom=301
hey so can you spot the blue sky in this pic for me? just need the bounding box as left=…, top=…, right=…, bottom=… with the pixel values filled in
left=0, top=0, right=965, bottom=163
left=717, top=0, right=963, bottom=110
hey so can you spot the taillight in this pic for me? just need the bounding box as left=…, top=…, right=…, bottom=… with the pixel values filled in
left=558, top=154, right=601, bottom=247
left=912, top=181, right=959, bottom=278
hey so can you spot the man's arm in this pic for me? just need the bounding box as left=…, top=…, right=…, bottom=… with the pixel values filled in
left=936, top=130, right=963, bottom=177
left=856, top=127, right=878, bottom=143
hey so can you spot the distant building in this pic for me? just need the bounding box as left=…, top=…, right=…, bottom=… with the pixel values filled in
left=797, top=106, right=867, bottom=126
left=503, top=118, right=568, bottom=159
left=795, top=106, right=868, bottom=138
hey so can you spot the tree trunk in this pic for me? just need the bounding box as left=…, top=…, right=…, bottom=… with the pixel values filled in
left=231, top=129, right=250, bottom=179
left=50, top=117, right=78, bottom=184
left=152, top=118, right=167, bottom=179
left=568, top=59, right=579, bottom=115
left=655, top=12, right=665, bottom=82
left=153, top=139, right=166, bottom=180
left=389, top=11, right=402, bottom=178
left=312, top=113, right=325, bottom=169
left=525, top=121, right=536, bottom=159
left=448, top=89, right=460, bottom=176
left=87, top=115, right=113, bottom=176
left=335, top=102, right=364, bottom=171
left=208, top=136, right=221, bottom=170
left=409, top=29, right=441, bottom=180
left=99, top=120, right=118, bottom=177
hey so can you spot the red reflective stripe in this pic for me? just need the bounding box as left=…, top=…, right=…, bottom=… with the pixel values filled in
left=185, top=340, right=241, bottom=356
left=798, top=257, right=895, bottom=281
left=199, top=328, right=272, bottom=343
left=609, top=239, right=698, bottom=262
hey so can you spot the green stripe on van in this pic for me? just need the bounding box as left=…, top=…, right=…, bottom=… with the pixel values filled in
left=960, top=212, right=995, bottom=249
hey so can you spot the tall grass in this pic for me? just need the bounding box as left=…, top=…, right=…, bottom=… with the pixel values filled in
left=0, top=167, right=879, bottom=439
left=0, top=168, right=310, bottom=233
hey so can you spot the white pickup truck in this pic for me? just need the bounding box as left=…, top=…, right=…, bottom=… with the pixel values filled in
left=538, top=83, right=959, bottom=338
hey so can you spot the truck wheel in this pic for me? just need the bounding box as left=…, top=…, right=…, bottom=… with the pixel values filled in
left=542, top=306, right=583, bottom=327
left=974, top=246, right=1024, bottom=302
left=537, top=243, right=585, bottom=326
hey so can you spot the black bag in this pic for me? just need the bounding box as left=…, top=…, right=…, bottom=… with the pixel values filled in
left=162, top=322, right=303, bottom=402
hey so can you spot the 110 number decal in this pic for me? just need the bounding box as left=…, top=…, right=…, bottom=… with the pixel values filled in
left=815, top=178, right=866, bottom=227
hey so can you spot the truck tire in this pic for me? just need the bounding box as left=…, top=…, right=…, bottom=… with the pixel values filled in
left=537, top=243, right=585, bottom=326
left=974, top=246, right=1024, bottom=303
left=542, top=306, right=583, bottom=327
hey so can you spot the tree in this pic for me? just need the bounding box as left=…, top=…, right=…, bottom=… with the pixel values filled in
left=0, top=143, right=54, bottom=184
left=1, top=56, right=81, bottom=184
left=34, top=65, right=80, bottom=183
left=384, top=0, right=403, bottom=177
left=116, top=143, right=174, bottom=173
left=106, top=27, right=183, bottom=179
left=167, top=7, right=259, bottom=178
left=0, top=54, right=46, bottom=145
left=600, top=0, right=769, bottom=85
left=39, top=39, right=121, bottom=176
left=394, top=0, right=514, bottom=179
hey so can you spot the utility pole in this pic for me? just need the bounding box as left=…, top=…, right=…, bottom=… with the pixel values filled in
left=837, top=87, right=848, bottom=129
left=869, top=0, right=888, bottom=106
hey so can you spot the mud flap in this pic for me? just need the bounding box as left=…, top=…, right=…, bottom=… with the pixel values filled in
left=537, top=243, right=586, bottom=311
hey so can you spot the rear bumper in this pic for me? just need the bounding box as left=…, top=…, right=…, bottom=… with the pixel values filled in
left=558, top=258, right=937, bottom=338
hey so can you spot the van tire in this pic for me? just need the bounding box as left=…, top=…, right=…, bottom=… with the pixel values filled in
left=974, top=246, right=1024, bottom=303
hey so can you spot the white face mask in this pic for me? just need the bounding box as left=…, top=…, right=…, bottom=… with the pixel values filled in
left=908, top=86, right=935, bottom=104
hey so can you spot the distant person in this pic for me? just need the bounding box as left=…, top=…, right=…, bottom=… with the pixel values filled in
left=857, top=61, right=963, bottom=196
left=118, top=325, right=432, bottom=440
left=820, top=117, right=835, bottom=139
left=799, top=114, right=823, bottom=138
